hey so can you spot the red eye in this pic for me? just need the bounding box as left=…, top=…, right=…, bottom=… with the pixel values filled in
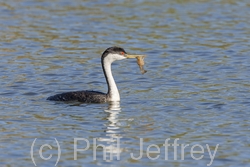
left=120, top=52, right=124, bottom=55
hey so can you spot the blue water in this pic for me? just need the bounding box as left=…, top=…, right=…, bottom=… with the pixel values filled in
left=0, top=0, right=250, bottom=166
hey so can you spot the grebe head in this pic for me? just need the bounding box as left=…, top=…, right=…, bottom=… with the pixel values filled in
left=101, top=46, right=128, bottom=62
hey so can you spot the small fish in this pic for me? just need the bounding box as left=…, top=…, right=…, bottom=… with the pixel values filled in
left=136, top=55, right=147, bottom=74
left=126, top=54, right=147, bottom=74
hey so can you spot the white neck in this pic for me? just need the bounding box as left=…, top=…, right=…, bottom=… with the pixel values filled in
left=103, top=58, right=120, bottom=102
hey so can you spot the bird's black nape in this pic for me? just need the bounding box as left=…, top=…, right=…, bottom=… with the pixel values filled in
left=101, top=46, right=127, bottom=59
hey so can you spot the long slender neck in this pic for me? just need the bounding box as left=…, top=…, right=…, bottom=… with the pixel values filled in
left=102, top=57, right=120, bottom=102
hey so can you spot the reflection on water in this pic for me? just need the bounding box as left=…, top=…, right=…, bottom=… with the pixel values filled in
left=1, top=0, right=250, bottom=166
left=98, top=102, right=124, bottom=160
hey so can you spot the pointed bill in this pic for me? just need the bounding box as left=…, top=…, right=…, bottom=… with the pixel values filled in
left=126, top=54, right=146, bottom=59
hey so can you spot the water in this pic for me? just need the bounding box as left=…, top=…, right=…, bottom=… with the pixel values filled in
left=1, top=0, right=250, bottom=166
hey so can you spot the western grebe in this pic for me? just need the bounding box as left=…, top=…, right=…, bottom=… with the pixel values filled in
left=47, top=46, right=142, bottom=103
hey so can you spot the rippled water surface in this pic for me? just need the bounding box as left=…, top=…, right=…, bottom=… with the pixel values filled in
left=1, top=0, right=250, bottom=166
